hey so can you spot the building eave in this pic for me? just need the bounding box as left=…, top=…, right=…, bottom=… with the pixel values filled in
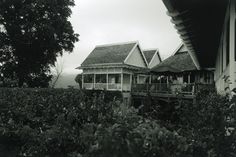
left=162, top=0, right=229, bottom=69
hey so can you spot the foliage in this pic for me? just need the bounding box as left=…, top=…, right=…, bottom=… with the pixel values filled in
left=0, top=0, right=79, bottom=87
left=84, top=103, right=190, bottom=157
left=75, top=74, right=82, bottom=88
left=0, top=88, right=190, bottom=157
left=140, top=87, right=236, bottom=157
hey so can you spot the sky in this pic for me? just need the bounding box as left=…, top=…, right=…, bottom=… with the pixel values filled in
left=60, top=0, right=181, bottom=75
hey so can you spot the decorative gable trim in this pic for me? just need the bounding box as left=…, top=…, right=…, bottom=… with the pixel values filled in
left=124, top=42, right=148, bottom=67
left=172, top=43, right=201, bottom=70
left=172, top=43, right=184, bottom=56
left=149, top=49, right=161, bottom=67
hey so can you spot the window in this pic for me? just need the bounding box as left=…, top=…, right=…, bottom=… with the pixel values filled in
left=95, top=74, right=107, bottom=83
left=108, top=74, right=121, bottom=84
left=123, top=74, right=131, bottom=84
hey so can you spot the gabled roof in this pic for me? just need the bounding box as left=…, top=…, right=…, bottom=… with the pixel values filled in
left=143, top=50, right=156, bottom=64
left=151, top=51, right=197, bottom=73
left=143, top=49, right=162, bottom=64
left=80, top=41, right=148, bottom=68
left=81, top=41, right=137, bottom=67
left=172, top=44, right=188, bottom=55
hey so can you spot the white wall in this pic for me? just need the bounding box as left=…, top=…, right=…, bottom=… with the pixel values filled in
left=125, top=47, right=147, bottom=68
left=149, top=53, right=161, bottom=68
left=215, top=1, right=236, bottom=93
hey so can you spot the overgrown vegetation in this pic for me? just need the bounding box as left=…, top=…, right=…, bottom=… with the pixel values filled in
left=0, top=88, right=189, bottom=157
left=0, top=87, right=235, bottom=156
left=140, top=87, right=236, bottom=157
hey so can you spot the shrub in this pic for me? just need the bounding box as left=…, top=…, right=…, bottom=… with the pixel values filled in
left=140, top=87, right=236, bottom=157
left=83, top=104, right=190, bottom=157
left=0, top=88, right=190, bottom=157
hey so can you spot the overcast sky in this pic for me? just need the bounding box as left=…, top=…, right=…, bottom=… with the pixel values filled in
left=61, top=0, right=181, bottom=74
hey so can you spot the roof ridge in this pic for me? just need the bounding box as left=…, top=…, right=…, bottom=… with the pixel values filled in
left=95, top=41, right=139, bottom=48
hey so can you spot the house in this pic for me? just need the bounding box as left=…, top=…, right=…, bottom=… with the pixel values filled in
left=77, top=41, right=151, bottom=98
left=143, top=49, right=162, bottom=69
left=151, top=44, right=214, bottom=85
left=162, top=0, right=235, bottom=94
left=132, top=44, right=214, bottom=96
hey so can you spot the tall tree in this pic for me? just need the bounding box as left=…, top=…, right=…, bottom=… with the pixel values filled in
left=0, top=0, right=78, bottom=87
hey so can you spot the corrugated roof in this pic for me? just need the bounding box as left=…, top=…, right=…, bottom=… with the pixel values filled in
left=143, top=50, right=156, bottom=63
left=151, top=51, right=197, bottom=73
left=81, top=42, right=137, bottom=66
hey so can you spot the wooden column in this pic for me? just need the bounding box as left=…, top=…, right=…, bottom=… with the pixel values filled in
left=93, top=74, right=96, bottom=89
left=130, top=74, right=132, bottom=91
left=121, top=73, right=123, bottom=92
left=82, top=74, right=84, bottom=89
left=106, top=74, right=109, bottom=90
left=188, top=73, right=191, bottom=84
left=229, top=0, right=236, bottom=90
left=167, top=75, right=169, bottom=84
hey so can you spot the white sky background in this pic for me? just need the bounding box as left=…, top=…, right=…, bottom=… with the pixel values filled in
left=61, top=0, right=181, bottom=75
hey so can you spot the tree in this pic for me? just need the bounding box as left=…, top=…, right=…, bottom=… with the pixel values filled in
left=0, top=0, right=79, bottom=87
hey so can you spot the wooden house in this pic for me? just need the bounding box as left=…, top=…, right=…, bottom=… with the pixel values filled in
left=77, top=41, right=149, bottom=94
left=151, top=44, right=214, bottom=85
left=132, top=44, right=214, bottom=98
left=162, top=0, right=236, bottom=94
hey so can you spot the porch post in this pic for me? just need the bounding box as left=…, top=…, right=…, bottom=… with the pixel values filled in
left=167, top=75, right=169, bottom=84
left=130, top=74, right=132, bottom=91
left=106, top=74, right=109, bottom=90
left=188, top=73, right=191, bottom=84
left=229, top=0, right=236, bottom=90
left=93, top=74, right=96, bottom=89
left=121, top=73, right=123, bottom=91
left=82, top=74, right=84, bottom=89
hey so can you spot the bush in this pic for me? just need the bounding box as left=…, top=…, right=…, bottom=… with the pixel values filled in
left=0, top=88, right=189, bottom=157
left=83, top=104, right=190, bottom=157
left=140, top=87, right=236, bottom=157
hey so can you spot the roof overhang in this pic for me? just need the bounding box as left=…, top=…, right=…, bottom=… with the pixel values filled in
left=77, top=63, right=146, bottom=71
left=162, top=0, right=229, bottom=69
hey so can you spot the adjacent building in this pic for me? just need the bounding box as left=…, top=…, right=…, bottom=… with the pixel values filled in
left=162, top=0, right=235, bottom=94
left=132, top=44, right=214, bottom=97
left=151, top=44, right=214, bottom=85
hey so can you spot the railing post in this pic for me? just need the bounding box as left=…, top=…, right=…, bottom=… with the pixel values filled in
left=106, top=74, right=109, bottom=90
left=192, top=84, right=195, bottom=95
left=121, top=73, right=123, bottom=92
